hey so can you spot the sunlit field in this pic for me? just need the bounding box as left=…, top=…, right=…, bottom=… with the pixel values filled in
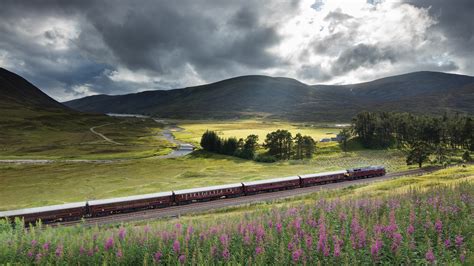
left=170, top=119, right=343, bottom=145
left=1, top=166, right=472, bottom=264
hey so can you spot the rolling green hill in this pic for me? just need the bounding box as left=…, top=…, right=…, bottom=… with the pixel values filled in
left=65, top=71, right=474, bottom=121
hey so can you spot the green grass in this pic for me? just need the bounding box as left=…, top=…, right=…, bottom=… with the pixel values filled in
left=0, top=118, right=418, bottom=210
left=0, top=112, right=171, bottom=160
left=0, top=147, right=414, bottom=210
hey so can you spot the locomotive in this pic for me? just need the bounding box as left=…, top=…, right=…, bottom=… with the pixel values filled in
left=0, top=166, right=385, bottom=225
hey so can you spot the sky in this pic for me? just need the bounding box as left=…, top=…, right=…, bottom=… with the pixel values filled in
left=0, top=0, right=473, bottom=101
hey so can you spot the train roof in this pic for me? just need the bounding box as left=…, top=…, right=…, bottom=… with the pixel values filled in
left=88, top=191, right=173, bottom=206
left=173, top=183, right=243, bottom=195
left=347, top=165, right=385, bottom=172
left=242, top=175, right=300, bottom=186
left=299, top=170, right=347, bottom=179
left=0, top=201, right=86, bottom=218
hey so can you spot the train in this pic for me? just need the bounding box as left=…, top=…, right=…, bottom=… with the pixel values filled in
left=0, top=166, right=385, bottom=225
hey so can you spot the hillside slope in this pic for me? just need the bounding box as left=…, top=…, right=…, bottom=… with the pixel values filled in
left=65, top=71, right=474, bottom=121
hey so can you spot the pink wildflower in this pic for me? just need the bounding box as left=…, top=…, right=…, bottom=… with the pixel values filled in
left=105, top=237, right=114, bottom=251
left=55, top=244, right=63, bottom=257
left=31, top=240, right=37, bottom=246
left=276, top=222, right=283, bottom=233
left=455, top=235, right=463, bottom=248
left=425, top=249, right=435, bottom=263
left=118, top=227, right=126, bottom=240
left=371, top=238, right=383, bottom=259
left=220, top=234, right=229, bottom=247
left=173, top=239, right=180, bottom=253
left=222, top=248, right=230, bottom=260
left=154, top=251, right=162, bottom=262
left=434, top=220, right=442, bottom=234
left=255, top=246, right=264, bottom=255
left=444, top=238, right=451, bottom=248
left=292, top=249, right=303, bottom=262
left=116, top=249, right=123, bottom=258
left=407, top=224, right=415, bottom=235
left=178, top=254, right=186, bottom=264
left=42, top=242, right=50, bottom=251
left=391, top=232, right=402, bottom=252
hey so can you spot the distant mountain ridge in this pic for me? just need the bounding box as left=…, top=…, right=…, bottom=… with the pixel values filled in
left=64, top=71, right=474, bottom=121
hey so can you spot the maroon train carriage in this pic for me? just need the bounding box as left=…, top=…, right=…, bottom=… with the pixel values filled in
left=299, top=170, right=348, bottom=186
left=242, top=176, right=301, bottom=195
left=173, top=183, right=244, bottom=204
left=0, top=202, right=87, bottom=225
left=347, top=166, right=386, bottom=179
left=88, top=191, right=174, bottom=217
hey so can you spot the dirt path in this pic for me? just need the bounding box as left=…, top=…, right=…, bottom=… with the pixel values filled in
left=89, top=123, right=124, bottom=145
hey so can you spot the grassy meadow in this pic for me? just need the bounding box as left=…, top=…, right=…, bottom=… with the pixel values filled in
left=1, top=166, right=472, bottom=264
left=0, top=115, right=171, bottom=160
left=0, top=119, right=413, bottom=210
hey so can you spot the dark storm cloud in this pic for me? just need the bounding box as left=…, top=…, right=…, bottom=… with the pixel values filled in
left=404, top=0, right=474, bottom=57
left=331, top=44, right=398, bottom=75
left=0, top=0, right=299, bottom=100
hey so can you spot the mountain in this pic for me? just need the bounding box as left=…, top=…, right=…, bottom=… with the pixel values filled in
left=0, top=67, right=71, bottom=113
left=65, top=71, right=474, bottom=121
left=0, top=67, right=111, bottom=151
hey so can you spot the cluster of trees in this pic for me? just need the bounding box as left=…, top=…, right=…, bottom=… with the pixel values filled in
left=352, top=112, right=473, bottom=150
left=200, top=129, right=316, bottom=161
left=263, top=130, right=316, bottom=160
left=351, top=112, right=473, bottom=167
left=200, top=131, right=258, bottom=159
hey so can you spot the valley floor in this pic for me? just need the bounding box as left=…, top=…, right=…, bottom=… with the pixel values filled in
left=0, top=119, right=414, bottom=210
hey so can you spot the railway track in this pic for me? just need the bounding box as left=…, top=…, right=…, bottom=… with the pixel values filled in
left=54, top=166, right=450, bottom=228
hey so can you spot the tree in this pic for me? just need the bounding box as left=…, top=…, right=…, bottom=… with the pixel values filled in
left=433, top=144, right=448, bottom=165
left=294, top=133, right=304, bottom=159
left=237, top=134, right=259, bottom=159
left=406, top=141, right=432, bottom=168
left=200, top=130, right=221, bottom=152
left=462, top=151, right=472, bottom=162
left=221, top=137, right=239, bottom=156
left=302, top=136, right=316, bottom=158
left=264, top=130, right=293, bottom=160
left=338, top=128, right=351, bottom=152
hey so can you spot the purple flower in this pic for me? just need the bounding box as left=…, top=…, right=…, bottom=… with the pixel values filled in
left=116, top=249, right=123, bottom=258
left=333, top=237, right=341, bottom=258
left=222, top=248, right=230, bottom=260
left=118, top=227, right=126, bottom=240
left=255, top=246, right=264, bottom=255
left=154, top=251, right=162, bottom=262
left=287, top=242, right=294, bottom=251
left=27, top=251, right=33, bottom=258
left=31, top=240, right=37, bottom=246
left=444, top=238, right=451, bottom=248
left=455, top=235, right=463, bottom=248
left=175, top=223, right=182, bottom=230
left=434, top=220, right=442, bottom=234
left=178, top=254, right=186, bottom=264
left=305, top=235, right=313, bottom=248
left=276, top=222, right=283, bottom=233
left=407, top=224, right=415, bottom=235
left=105, top=237, right=114, bottom=251
left=371, top=238, right=383, bottom=259
left=292, top=249, right=303, bottom=262
left=220, top=234, right=229, bottom=247
left=425, top=249, right=435, bottom=263
left=79, top=246, right=85, bottom=255
left=42, top=242, right=50, bottom=251
left=35, top=253, right=42, bottom=263
left=391, top=232, right=402, bottom=252
left=55, top=244, right=63, bottom=257
left=173, top=239, right=181, bottom=253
